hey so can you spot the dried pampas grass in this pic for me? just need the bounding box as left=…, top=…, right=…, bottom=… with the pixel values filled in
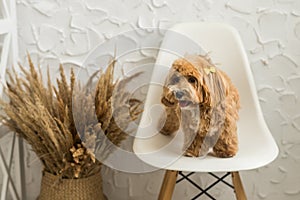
left=0, top=55, right=142, bottom=179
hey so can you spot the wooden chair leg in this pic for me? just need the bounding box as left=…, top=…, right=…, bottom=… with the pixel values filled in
left=158, top=170, right=178, bottom=200
left=231, top=172, right=247, bottom=200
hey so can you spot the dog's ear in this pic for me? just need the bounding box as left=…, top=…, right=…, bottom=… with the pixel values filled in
left=200, top=71, right=226, bottom=107
left=199, top=82, right=211, bottom=106
left=211, top=71, right=226, bottom=105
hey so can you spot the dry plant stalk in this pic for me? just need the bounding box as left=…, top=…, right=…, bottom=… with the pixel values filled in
left=0, top=55, right=142, bottom=179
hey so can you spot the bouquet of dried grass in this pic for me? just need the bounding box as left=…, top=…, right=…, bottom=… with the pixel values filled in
left=0, top=55, right=142, bottom=180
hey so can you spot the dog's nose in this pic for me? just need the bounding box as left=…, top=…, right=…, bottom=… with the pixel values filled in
left=175, top=91, right=184, bottom=99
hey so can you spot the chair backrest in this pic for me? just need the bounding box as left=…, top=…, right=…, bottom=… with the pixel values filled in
left=156, top=23, right=262, bottom=127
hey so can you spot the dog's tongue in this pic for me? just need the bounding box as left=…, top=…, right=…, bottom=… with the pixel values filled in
left=179, top=101, right=190, bottom=107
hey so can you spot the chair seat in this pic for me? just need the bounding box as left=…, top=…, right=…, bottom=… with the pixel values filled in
left=133, top=22, right=278, bottom=173
left=134, top=127, right=277, bottom=172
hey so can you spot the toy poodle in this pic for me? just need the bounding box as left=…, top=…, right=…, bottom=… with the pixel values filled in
left=159, top=54, right=240, bottom=158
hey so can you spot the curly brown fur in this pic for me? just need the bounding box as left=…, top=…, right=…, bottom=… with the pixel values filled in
left=159, top=54, right=240, bottom=158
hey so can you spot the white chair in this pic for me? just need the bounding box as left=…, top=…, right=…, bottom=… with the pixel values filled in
left=0, top=0, right=25, bottom=199
left=133, top=22, right=279, bottom=200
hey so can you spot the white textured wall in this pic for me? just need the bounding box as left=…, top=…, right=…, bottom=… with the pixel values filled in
left=10, top=0, right=300, bottom=199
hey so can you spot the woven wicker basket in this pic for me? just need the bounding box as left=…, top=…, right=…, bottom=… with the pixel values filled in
left=39, top=171, right=107, bottom=200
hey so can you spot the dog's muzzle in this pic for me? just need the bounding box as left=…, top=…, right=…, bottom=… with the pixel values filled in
left=174, top=90, right=193, bottom=108
left=175, top=91, right=184, bottom=99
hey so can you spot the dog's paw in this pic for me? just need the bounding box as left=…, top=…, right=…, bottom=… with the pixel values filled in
left=161, top=93, right=177, bottom=107
left=214, top=150, right=236, bottom=158
left=161, top=97, right=174, bottom=107
left=159, top=124, right=179, bottom=136
left=184, top=151, right=196, bottom=157
left=159, top=128, right=173, bottom=136
left=184, top=149, right=201, bottom=157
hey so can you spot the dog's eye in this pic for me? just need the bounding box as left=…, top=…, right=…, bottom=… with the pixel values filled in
left=170, top=76, right=180, bottom=84
left=187, top=76, right=197, bottom=84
